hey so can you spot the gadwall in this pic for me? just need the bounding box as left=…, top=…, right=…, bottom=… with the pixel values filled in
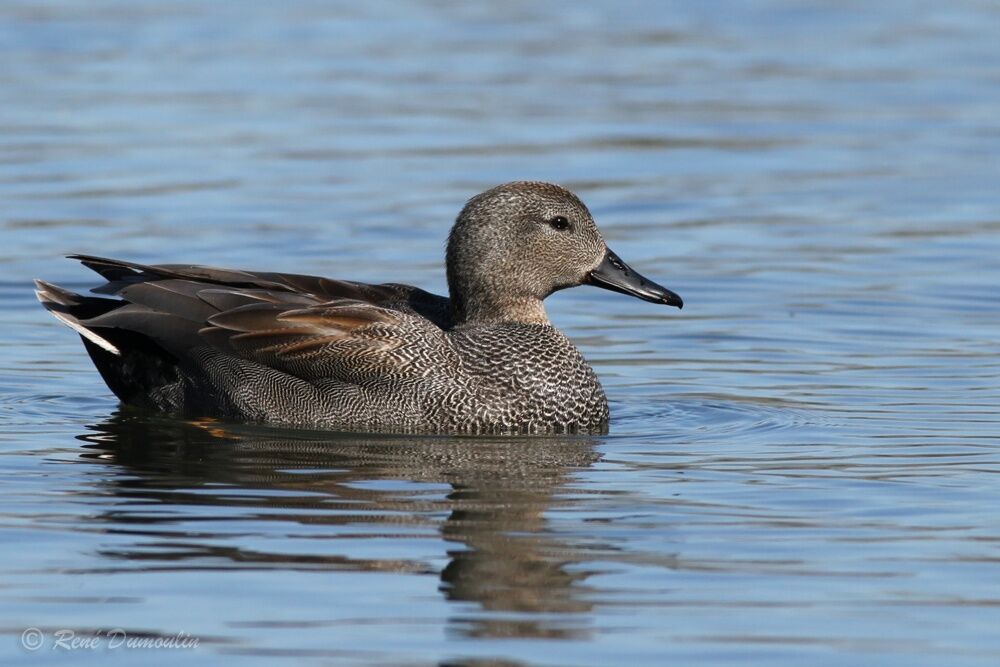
left=36, top=181, right=682, bottom=434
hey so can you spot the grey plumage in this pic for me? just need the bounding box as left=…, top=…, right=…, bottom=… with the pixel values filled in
left=36, top=181, right=682, bottom=434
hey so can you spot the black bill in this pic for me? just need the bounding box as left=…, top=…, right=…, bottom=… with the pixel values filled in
left=586, top=248, right=683, bottom=308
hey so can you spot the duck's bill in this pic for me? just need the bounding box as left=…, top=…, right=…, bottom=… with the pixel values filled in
left=586, top=248, right=683, bottom=308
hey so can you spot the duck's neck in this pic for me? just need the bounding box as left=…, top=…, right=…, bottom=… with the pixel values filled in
left=451, top=293, right=550, bottom=327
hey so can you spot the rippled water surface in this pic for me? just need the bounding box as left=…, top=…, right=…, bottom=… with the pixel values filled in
left=2, top=1, right=1000, bottom=664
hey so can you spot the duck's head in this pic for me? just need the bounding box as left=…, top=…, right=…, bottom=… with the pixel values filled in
left=446, top=181, right=682, bottom=325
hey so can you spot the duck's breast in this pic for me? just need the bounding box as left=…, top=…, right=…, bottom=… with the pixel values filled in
left=440, top=323, right=609, bottom=431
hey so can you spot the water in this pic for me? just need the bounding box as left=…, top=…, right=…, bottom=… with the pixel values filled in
left=2, top=1, right=999, bottom=664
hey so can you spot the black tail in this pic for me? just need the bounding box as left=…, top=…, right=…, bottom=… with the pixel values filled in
left=35, top=280, right=184, bottom=410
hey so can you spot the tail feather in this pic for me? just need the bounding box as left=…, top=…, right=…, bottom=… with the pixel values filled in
left=35, top=278, right=185, bottom=409
left=35, top=280, right=121, bottom=355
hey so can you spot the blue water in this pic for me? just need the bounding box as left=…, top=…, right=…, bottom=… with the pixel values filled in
left=2, top=1, right=999, bottom=664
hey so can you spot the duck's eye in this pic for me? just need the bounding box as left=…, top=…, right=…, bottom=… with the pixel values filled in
left=548, top=215, right=571, bottom=231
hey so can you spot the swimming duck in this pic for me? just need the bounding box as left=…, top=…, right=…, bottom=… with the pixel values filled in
left=36, top=181, right=682, bottom=434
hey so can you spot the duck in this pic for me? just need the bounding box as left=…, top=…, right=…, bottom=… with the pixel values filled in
left=36, top=181, right=682, bottom=434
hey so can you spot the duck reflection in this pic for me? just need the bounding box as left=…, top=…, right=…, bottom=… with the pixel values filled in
left=77, top=410, right=603, bottom=640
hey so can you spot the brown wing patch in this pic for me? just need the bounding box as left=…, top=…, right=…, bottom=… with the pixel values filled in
left=199, top=299, right=429, bottom=382
left=277, top=302, right=398, bottom=329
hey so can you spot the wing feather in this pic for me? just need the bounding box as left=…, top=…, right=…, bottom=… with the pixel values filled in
left=59, top=254, right=455, bottom=384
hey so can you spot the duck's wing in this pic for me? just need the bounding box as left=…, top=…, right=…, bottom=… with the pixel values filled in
left=41, top=255, right=455, bottom=385
left=198, top=297, right=455, bottom=383
left=71, top=254, right=452, bottom=327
